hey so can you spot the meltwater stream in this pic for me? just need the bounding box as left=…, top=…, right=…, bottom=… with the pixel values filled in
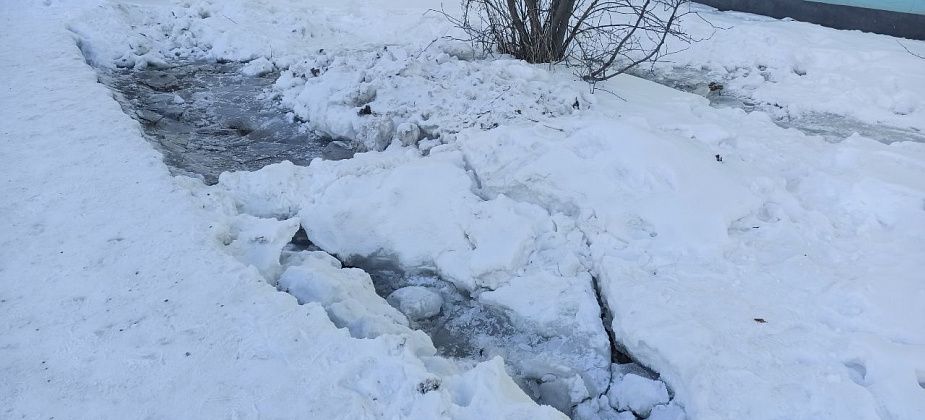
left=96, top=61, right=353, bottom=184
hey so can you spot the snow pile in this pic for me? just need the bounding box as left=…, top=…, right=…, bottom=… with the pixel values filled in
left=241, top=56, right=275, bottom=76
left=274, top=45, right=588, bottom=150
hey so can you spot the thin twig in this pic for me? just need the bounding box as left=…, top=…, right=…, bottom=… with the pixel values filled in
left=898, top=41, right=925, bottom=59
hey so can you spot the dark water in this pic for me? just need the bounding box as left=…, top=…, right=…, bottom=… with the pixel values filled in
left=346, top=255, right=536, bottom=360
left=96, top=62, right=353, bottom=183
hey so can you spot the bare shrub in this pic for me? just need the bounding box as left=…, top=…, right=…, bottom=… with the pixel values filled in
left=444, top=0, right=691, bottom=82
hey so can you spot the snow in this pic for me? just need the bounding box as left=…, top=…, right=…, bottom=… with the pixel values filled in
left=454, top=72, right=925, bottom=418
left=278, top=250, right=424, bottom=344
left=5, top=0, right=925, bottom=419
left=223, top=214, right=300, bottom=281
left=607, top=373, right=671, bottom=417
left=648, top=403, right=687, bottom=420
left=388, top=286, right=444, bottom=320
left=652, top=3, right=925, bottom=133
left=241, top=57, right=275, bottom=77
left=272, top=46, right=588, bottom=150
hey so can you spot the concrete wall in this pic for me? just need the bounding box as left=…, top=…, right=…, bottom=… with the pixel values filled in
left=811, top=1, right=925, bottom=14
left=697, top=0, right=925, bottom=39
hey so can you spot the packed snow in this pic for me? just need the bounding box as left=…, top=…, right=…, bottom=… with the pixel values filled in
left=3, top=0, right=924, bottom=419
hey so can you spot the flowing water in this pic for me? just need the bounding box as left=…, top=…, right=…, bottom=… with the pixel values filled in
left=96, top=61, right=353, bottom=184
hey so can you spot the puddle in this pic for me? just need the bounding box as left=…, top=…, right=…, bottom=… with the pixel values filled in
left=95, top=61, right=353, bottom=184
left=636, top=66, right=925, bottom=144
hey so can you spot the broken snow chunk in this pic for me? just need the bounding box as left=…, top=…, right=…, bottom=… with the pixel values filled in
left=607, top=373, right=671, bottom=417
left=648, top=402, right=687, bottom=420
left=225, top=215, right=300, bottom=282
left=242, top=57, right=275, bottom=77
left=573, top=396, right=634, bottom=420
left=278, top=251, right=420, bottom=344
left=387, top=286, right=442, bottom=320
left=396, top=122, right=421, bottom=146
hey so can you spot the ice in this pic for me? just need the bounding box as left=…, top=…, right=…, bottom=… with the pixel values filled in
left=387, top=286, right=443, bottom=321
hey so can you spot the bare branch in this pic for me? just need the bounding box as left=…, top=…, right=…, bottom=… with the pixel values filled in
left=899, top=41, right=925, bottom=59
left=445, top=0, right=691, bottom=82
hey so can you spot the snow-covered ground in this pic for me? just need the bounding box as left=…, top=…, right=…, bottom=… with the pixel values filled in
left=0, top=2, right=564, bottom=419
left=643, top=4, right=925, bottom=140
left=3, top=0, right=924, bottom=419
